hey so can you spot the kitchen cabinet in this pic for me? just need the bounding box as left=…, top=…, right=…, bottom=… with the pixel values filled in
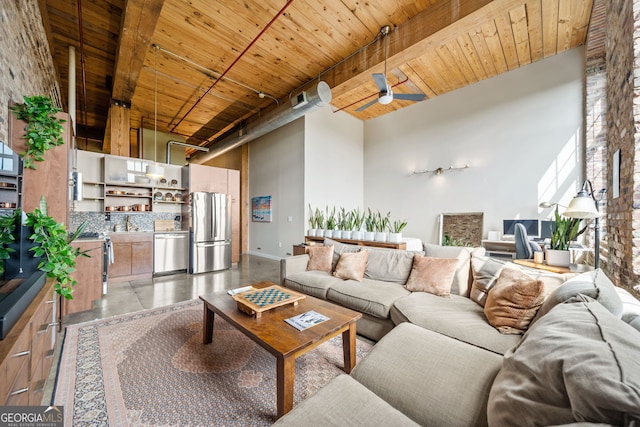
left=74, top=151, right=186, bottom=213
left=0, top=280, right=56, bottom=405
left=62, top=240, right=104, bottom=316
left=108, top=233, right=153, bottom=282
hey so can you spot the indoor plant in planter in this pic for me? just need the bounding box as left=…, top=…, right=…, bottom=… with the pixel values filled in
left=388, top=219, right=407, bottom=244
left=9, top=95, right=66, bottom=170
left=364, top=209, right=376, bottom=241
left=324, top=206, right=336, bottom=238
left=307, top=205, right=320, bottom=237
left=547, top=208, right=586, bottom=267
left=351, top=208, right=365, bottom=240
left=25, top=199, right=88, bottom=299
left=374, top=210, right=390, bottom=242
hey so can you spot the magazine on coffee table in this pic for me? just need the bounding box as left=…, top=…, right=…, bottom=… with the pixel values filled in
left=285, top=310, right=329, bottom=331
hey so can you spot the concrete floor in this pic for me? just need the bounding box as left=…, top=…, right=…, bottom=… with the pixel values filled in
left=46, top=254, right=281, bottom=404
left=63, top=254, right=281, bottom=325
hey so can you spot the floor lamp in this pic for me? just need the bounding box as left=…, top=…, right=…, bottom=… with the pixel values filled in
left=563, top=180, right=606, bottom=269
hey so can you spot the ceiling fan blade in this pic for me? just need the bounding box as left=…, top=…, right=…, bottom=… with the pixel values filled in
left=355, top=98, right=379, bottom=112
left=393, top=93, right=426, bottom=102
left=372, top=73, right=388, bottom=92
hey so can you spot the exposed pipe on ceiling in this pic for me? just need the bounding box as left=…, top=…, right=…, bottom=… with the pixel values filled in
left=189, top=80, right=331, bottom=164
left=170, top=0, right=295, bottom=132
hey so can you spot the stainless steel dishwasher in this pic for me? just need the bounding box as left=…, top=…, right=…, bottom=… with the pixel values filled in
left=153, top=232, right=189, bottom=275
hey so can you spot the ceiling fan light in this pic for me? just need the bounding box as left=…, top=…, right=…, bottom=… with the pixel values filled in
left=146, top=163, right=165, bottom=179
left=379, top=92, right=393, bottom=105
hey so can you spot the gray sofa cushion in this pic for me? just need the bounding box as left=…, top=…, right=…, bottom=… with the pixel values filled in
left=284, top=270, right=341, bottom=299
left=530, top=269, right=623, bottom=327
left=271, top=374, right=420, bottom=427
left=364, top=247, right=419, bottom=284
left=616, top=287, right=640, bottom=332
left=352, top=322, right=503, bottom=427
left=390, top=292, right=520, bottom=354
left=488, top=296, right=640, bottom=426
left=326, top=278, right=410, bottom=319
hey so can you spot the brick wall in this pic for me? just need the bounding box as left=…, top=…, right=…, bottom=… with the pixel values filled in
left=590, top=0, right=640, bottom=293
left=0, top=1, right=61, bottom=143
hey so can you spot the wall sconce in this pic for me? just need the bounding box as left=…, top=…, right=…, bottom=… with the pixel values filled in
left=412, top=164, right=470, bottom=175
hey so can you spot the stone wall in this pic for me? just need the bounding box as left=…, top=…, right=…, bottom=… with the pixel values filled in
left=0, top=1, right=61, bottom=143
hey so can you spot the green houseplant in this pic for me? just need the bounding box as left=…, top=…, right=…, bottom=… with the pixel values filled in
left=25, top=207, right=88, bottom=299
left=0, top=210, right=19, bottom=277
left=547, top=208, right=586, bottom=266
left=9, top=95, right=66, bottom=169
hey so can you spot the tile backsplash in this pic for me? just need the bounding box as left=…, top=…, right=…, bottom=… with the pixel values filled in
left=70, top=212, right=182, bottom=234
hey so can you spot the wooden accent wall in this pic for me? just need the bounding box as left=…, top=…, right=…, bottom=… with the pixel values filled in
left=9, top=111, right=70, bottom=226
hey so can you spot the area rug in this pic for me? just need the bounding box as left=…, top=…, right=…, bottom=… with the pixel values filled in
left=53, top=299, right=372, bottom=427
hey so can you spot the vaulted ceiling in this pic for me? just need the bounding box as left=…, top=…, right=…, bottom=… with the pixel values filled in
left=41, top=0, right=594, bottom=157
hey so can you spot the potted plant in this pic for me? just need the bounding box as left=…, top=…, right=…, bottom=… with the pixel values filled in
left=337, top=207, right=353, bottom=239
left=547, top=208, right=586, bottom=267
left=374, top=210, right=390, bottom=242
left=351, top=207, right=365, bottom=240
left=307, top=204, right=318, bottom=237
left=324, top=206, right=336, bottom=238
left=0, top=210, right=18, bottom=277
left=364, top=209, right=376, bottom=241
left=388, top=219, right=407, bottom=243
left=9, top=95, right=66, bottom=170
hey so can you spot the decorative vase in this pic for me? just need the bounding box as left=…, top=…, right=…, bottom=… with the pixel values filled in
left=388, top=232, right=402, bottom=243
left=307, top=229, right=316, bottom=237
left=364, top=231, right=375, bottom=241
left=546, top=249, right=571, bottom=267
left=375, top=232, right=388, bottom=242
left=351, top=230, right=364, bottom=241
left=324, top=230, right=333, bottom=238
left=341, top=230, right=352, bottom=239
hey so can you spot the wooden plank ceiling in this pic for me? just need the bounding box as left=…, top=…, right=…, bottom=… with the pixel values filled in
left=42, top=0, right=593, bottom=155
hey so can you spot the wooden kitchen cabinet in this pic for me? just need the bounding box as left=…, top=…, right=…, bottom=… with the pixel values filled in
left=0, top=279, right=56, bottom=406
left=62, top=240, right=104, bottom=316
left=108, top=233, right=153, bottom=282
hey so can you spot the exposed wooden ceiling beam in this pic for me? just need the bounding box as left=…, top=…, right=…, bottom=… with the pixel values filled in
left=111, top=0, right=164, bottom=102
left=106, top=0, right=164, bottom=152
left=322, top=0, right=528, bottom=96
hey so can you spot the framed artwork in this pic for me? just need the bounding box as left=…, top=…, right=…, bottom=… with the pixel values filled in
left=252, top=196, right=272, bottom=222
left=612, top=149, right=620, bottom=199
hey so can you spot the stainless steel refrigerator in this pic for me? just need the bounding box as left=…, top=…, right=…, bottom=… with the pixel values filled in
left=189, top=192, right=232, bottom=274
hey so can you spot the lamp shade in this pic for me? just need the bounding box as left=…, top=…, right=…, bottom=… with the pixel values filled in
left=563, top=192, right=600, bottom=218
left=145, top=163, right=165, bottom=180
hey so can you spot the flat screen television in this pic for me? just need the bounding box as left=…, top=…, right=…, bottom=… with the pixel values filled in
left=502, top=219, right=540, bottom=238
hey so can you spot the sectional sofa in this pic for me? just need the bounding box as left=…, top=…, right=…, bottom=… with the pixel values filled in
left=276, top=239, right=640, bottom=426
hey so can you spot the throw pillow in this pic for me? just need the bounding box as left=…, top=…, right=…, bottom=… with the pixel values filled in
left=423, top=243, right=485, bottom=296
left=404, top=255, right=458, bottom=297
left=325, top=238, right=362, bottom=270
left=469, top=256, right=510, bottom=307
left=617, top=287, right=640, bottom=333
left=487, top=296, right=640, bottom=426
left=306, top=245, right=334, bottom=272
left=484, top=268, right=546, bottom=334
left=530, top=269, right=623, bottom=327
left=333, top=250, right=368, bottom=281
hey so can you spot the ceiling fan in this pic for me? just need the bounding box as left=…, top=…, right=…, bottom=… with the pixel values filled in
left=356, top=26, right=426, bottom=112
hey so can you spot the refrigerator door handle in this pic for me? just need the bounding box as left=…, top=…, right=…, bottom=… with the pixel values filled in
left=196, top=242, right=228, bottom=248
left=213, top=193, right=217, bottom=239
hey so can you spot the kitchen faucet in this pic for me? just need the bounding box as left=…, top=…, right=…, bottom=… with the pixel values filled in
left=125, top=215, right=132, bottom=232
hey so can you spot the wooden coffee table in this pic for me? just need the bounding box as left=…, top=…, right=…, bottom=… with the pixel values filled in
left=200, top=281, right=362, bottom=419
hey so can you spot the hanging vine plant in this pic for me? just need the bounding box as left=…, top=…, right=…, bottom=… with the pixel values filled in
left=9, top=95, right=66, bottom=169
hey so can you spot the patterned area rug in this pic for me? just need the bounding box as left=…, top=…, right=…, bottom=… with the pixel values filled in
left=54, top=299, right=372, bottom=426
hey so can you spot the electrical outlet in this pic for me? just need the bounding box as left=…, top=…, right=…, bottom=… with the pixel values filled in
left=105, top=212, right=111, bottom=221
